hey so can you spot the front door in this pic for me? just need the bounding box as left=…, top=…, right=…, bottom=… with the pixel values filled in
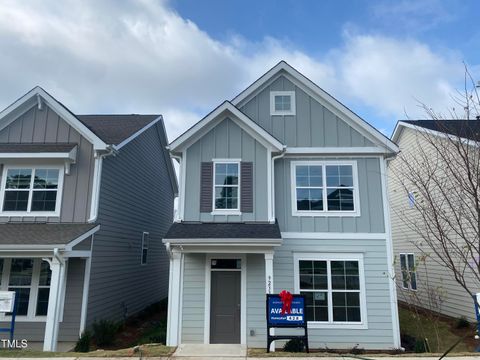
left=210, top=271, right=241, bottom=343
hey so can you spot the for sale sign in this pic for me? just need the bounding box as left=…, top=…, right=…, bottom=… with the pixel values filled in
left=267, top=294, right=305, bottom=326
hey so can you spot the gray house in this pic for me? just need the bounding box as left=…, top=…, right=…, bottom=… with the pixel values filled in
left=0, top=87, right=177, bottom=351
left=163, top=61, right=401, bottom=350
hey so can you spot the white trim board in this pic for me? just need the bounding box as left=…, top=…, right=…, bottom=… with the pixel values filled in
left=0, top=87, right=107, bottom=150
left=115, top=115, right=163, bottom=150
left=231, top=61, right=399, bottom=154
left=281, top=232, right=387, bottom=239
left=204, top=254, right=247, bottom=345
left=169, top=101, right=284, bottom=152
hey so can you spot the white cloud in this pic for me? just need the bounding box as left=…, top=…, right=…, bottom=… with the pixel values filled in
left=0, top=0, right=472, bottom=140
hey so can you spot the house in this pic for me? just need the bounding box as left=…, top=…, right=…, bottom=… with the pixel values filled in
left=389, top=120, right=480, bottom=322
left=163, top=61, right=401, bottom=350
left=0, top=87, right=178, bottom=351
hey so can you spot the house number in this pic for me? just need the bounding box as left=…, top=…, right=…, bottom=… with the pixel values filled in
left=267, top=275, right=272, bottom=293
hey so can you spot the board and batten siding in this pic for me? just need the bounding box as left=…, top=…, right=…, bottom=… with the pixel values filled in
left=240, top=74, right=375, bottom=148
left=184, top=117, right=269, bottom=222
left=389, top=127, right=477, bottom=321
left=0, top=257, right=85, bottom=342
left=275, top=157, right=385, bottom=233
left=87, top=122, right=174, bottom=325
left=0, top=104, right=95, bottom=223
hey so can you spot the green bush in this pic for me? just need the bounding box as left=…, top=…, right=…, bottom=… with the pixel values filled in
left=283, top=338, right=305, bottom=352
left=414, top=339, right=427, bottom=353
left=92, top=319, right=120, bottom=347
left=74, top=331, right=91, bottom=352
left=456, top=316, right=470, bottom=329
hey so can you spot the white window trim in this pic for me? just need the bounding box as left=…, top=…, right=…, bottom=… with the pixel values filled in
left=293, top=252, right=368, bottom=329
left=270, top=91, right=296, bottom=115
left=290, top=160, right=360, bottom=217
left=211, top=159, right=242, bottom=216
left=0, top=164, right=64, bottom=217
left=141, top=232, right=149, bottom=265
left=399, top=253, right=417, bottom=291
left=0, top=258, right=50, bottom=322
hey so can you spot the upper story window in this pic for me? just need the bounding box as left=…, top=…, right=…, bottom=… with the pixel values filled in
left=270, top=91, right=296, bottom=115
left=0, top=166, right=63, bottom=216
left=213, top=161, right=240, bottom=211
left=400, top=253, right=417, bottom=290
left=291, top=161, right=359, bottom=216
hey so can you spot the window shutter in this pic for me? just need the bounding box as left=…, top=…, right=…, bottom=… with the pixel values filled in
left=241, top=162, right=253, bottom=213
left=200, top=162, right=213, bottom=213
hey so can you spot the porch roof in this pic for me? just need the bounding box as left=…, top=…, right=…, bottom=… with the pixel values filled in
left=0, top=223, right=99, bottom=249
left=164, top=222, right=281, bottom=240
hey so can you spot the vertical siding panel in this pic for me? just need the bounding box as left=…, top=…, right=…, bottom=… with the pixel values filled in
left=32, top=106, right=48, bottom=142
left=57, top=115, right=71, bottom=141
left=324, top=108, right=337, bottom=147
left=44, top=107, right=60, bottom=142
left=310, top=99, right=325, bottom=147
left=366, top=158, right=385, bottom=233
left=356, top=158, right=371, bottom=233
left=7, top=114, right=23, bottom=142
left=337, top=117, right=352, bottom=146
left=295, top=88, right=311, bottom=147
left=20, top=107, right=35, bottom=142
left=228, top=119, right=242, bottom=158
left=214, top=120, right=228, bottom=158
left=257, top=86, right=272, bottom=133
left=73, top=137, right=93, bottom=222
left=186, top=141, right=202, bottom=221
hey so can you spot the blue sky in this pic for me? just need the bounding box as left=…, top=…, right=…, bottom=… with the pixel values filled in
left=0, top=0, right=478, bottom=139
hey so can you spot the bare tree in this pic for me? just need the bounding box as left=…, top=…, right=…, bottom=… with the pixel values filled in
left=391, top=66, right=480, bottom=309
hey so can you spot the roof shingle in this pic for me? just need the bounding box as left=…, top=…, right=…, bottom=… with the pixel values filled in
left=403, top=120, right=480, bottom=141
left=164, top=222, right=282, bottom=239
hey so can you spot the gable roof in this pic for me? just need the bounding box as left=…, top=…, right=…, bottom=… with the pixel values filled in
left=232, top=61, right=399, bottom=154
left=77, top=114, right=161, bottom=147
left=169, top=101, right=285, bottom=152
left=393, top=120, right=480, bottom=143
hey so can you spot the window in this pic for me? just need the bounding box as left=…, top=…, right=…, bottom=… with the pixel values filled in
left=270, top=91, right=296, bottom=115
left=292, top=161, right=359, bottom=216
left=400, top=253, right=417, bottom=290
left=295, top=254, right=366, bottom=328
left=0, top=166, right=63, bottom=215
left=141, top=232, right=149, bottom=265
left=1, top=258, right=51, bottom=319
left=213, top=162, right=240, bottom=211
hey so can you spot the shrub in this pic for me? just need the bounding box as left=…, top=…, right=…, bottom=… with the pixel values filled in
left=92, top=319, right=120, bottom=347
left=74, top=331, right=91, bottom=352
left=456, top=316, right=471, bottom=329
left=414, top=339, right=427, bottom=353
left=283, top=338, right=305, bottom=352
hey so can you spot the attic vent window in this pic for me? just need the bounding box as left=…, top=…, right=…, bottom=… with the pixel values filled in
left=270, top=91, right=296, bottom=115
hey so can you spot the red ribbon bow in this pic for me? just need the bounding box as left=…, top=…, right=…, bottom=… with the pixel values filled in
left=279, top=290, right=293, bottom=315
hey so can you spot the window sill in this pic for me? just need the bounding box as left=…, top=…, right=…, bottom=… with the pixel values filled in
left=0, top=212, right=60, bottom=217
left=292, top=210, right=361, bottom=217
left=271, top=111, right=296, bottom=116
left=307, top=321, right=368, bottom=330
left=210, top=210, right=242, bottom=216
left=0, top=316, right=47, bottom=323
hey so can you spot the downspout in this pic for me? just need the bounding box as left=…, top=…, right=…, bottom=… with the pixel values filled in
left=170, top=151, right=182, bottom=223
left=88, top=146, right=117, bottom=223
left=270, top=147, right=287, bottom=223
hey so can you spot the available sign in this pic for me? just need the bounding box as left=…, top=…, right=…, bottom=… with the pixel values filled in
left=267, top=294, right=305, bottom=326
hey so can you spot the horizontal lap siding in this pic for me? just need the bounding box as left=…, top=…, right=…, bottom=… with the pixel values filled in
left=86, top=122, right=174, bottom=326
left=389, top=128, right=476, bottom=321
left=181, top=253, right=205, bottom=343
left=271, top=238, right=394, bottom=350
left=0, top=104, right=94, bottom=224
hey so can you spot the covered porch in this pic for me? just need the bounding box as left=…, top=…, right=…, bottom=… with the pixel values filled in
left=0, top=223, right=99, bottom=351
left=163, top=222, right=282, bottom=347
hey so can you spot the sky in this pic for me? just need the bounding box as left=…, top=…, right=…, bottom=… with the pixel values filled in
left=0, top=0, right=478, bottom=140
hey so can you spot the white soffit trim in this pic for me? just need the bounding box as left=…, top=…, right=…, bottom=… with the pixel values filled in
left=231, top=61, right=399, bottom=154
left=0, top=87, right=107, bottom=150
left=0, top=148, right=77, bottom=161
left=169, top=101, right=284, bottom=152
left=285, top=147, right=388, bottom=155
left=64, top=225, right=100, bottom=251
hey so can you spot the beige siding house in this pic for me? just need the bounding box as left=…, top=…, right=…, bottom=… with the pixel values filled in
left=389, top=120, right=479, bottom=322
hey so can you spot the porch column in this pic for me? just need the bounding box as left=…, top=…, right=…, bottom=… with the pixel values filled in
left=43, top=255, right=66, bottom=352
left=265, top=252, right=275, bottom=352
left=166, top=250, right=182, bottom=346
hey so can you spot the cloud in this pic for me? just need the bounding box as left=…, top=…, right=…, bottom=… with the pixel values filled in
left=0, top=0, right=472, bottom=140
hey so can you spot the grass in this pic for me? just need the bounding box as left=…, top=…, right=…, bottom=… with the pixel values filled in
left=398, top=307, right=473, bottom=353
left=0, top=344, right=174, bottom=358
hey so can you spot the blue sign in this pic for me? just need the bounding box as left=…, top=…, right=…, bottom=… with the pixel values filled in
left=267, top=294, right=305, bottom=326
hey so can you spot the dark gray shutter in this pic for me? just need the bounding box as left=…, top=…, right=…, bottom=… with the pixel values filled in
left=241, top=162, right=253, bottom=213
left=200, top=162, right=213, bottom=213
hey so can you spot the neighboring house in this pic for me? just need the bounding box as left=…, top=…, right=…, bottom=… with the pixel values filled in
left=390, top=120, right=480, bottom=322
left=163, top=61, right=401, bottom=350
left=0, top=87, right=177, bottom=351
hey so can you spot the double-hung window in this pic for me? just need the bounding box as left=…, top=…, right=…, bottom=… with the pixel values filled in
left=292, top=161, right=359, bottom=216
left=400, top=253, right=417, bottom=290
left=295, top=253, right=367, bottom=328
left=0, top=258, right=52, bottom=319
left=141, top=232, right=149, bottom=265
left=213, top=161, right=240, bottom=211
left=0, top=166, right=63, bottom=216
